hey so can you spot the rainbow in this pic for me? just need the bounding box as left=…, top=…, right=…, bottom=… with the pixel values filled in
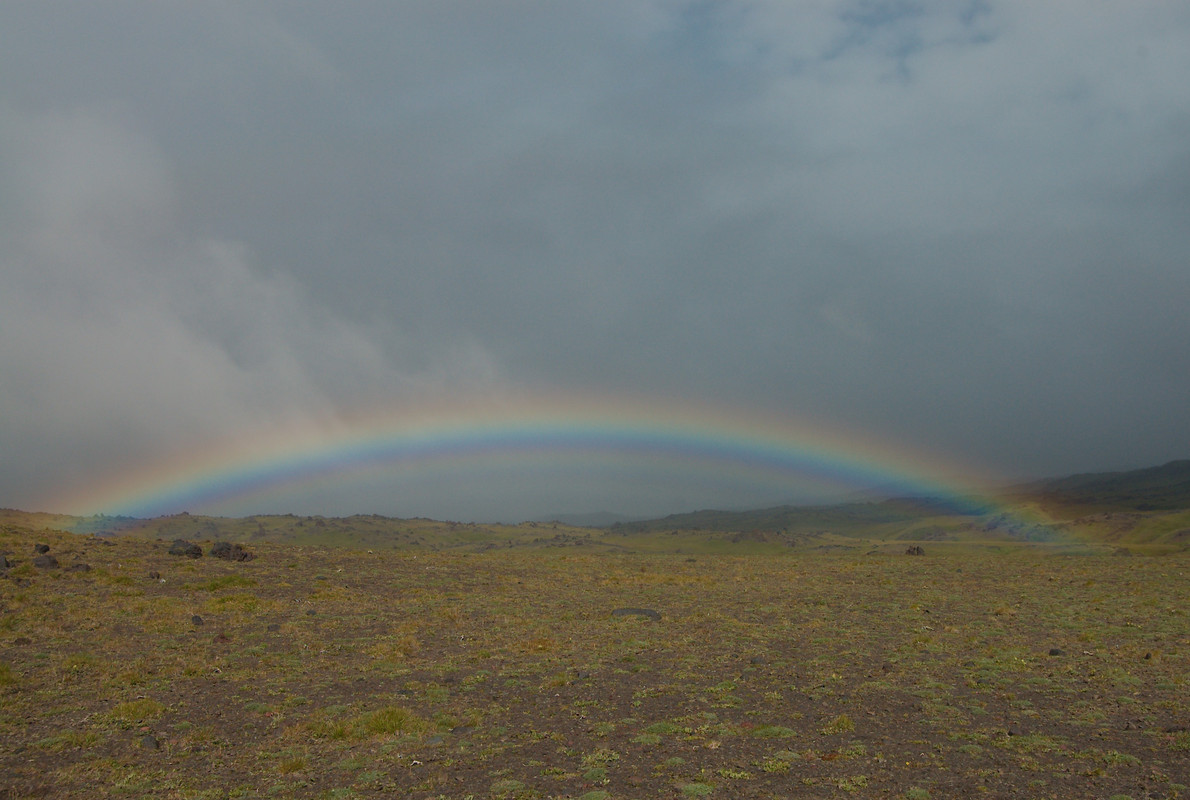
left=61, top=391, right=1005, bottom=520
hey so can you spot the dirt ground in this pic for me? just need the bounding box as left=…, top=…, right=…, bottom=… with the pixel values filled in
left=1, top=526, right=1188, bottom=798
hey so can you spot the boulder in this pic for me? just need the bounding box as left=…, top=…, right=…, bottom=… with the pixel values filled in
left=209, top=541, right=254, bottom=561
left=168, top=540, right=202, bottom=558
left=34, top=543, right=50, bottom=554
left=32, top=554, right=59, bottom=569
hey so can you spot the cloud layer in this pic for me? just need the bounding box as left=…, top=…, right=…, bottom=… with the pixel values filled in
left=2, top=2, right=1188, bottom=519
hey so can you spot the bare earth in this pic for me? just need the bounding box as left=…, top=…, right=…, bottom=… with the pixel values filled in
left=1, top=525, right=1188, bottom=799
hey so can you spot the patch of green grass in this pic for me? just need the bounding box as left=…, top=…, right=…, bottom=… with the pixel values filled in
left=0, top=662, right=16, bottom=686
left=820, top=714, right=855, bottom=735
left=105, top=698, right=166, bottom=727
left=753, top=725, right=796, bottom=738
left=489, top=778, right=527, bottom=798
left=35, top=730, right=101, bottom=750
left=192, top=574, right=258, bottom=591
left=681, top=783, right=714, bottom=797
left=361, top=705, right=427, bottom=737
left=581, top=766, right=607, bottom=783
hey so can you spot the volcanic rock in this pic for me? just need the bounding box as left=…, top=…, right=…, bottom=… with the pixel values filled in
left=210, top=541, right=254, bottom=561
left=168, top=540, right=202, bottom=558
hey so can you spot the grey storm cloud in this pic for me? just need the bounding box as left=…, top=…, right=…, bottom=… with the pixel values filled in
left=1, top=1, right=1188, bottom=520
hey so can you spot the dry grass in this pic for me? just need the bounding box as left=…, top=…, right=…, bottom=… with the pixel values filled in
left=1, top=522, right=1188, bottom=798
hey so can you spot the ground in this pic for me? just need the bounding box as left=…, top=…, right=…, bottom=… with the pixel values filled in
left=1, top=524, right=1188, bottom=799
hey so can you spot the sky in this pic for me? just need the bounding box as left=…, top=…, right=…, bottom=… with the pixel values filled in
left=2, top=1, right=1188, bottom=522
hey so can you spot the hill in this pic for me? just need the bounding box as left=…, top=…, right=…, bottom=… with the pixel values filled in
left=1009, top=459, right=1190, bottom=513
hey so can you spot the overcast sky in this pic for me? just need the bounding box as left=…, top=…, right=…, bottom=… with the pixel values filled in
left=2, top=2, right=1188, bottom=521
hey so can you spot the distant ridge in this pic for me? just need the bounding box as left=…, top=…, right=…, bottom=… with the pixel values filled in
left=537, top=511, right=647, bottom=527
left=1010, top=459, right=1190, bottom=512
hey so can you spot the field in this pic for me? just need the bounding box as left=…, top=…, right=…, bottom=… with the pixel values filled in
left=1, top=513, right=1189, bottom=798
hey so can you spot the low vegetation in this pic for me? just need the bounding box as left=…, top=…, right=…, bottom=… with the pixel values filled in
left=2, top=500, right=1188, bottom=798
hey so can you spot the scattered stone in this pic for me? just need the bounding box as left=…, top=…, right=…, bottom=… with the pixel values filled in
left=148, top=571, right=161, bottom=580
left=267, top=623, right=281, bottom=632
left=306, top=609, right=316, bottom=616
left=67, top=563, right=91, bottom=572
left=191, top=615, right=204, bottom=626
left=905, top=545, right=925, bottom=556
left=1049, top=648, right=1065, bottom=656
left=34, top=544, right=49, bottom=554
left=32, top=554, right=59, bottom=569
left=611, top=607, right=661, bottom=621
left=210, top=541, right=254, bottom=561
left=168, top=540, right=202, bottom=558
left=749, top=657, right=766, bottom=665
left=576, top=671, right=591, bottom=680
left=140, top=734, right=160, bottom=750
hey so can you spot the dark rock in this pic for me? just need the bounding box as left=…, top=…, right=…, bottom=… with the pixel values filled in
left=905, top=545, right=925, bottom=556
left=13, top=637, right=31, bottom=646
left=140, top=734, right=160, bottom=750
left=148, top=571, right=161, bottom=580
left=32, top=554, right=59, bottom=569
left=306, top=609, right=316, bottom=616
left=168, top=540, right=202, bottom=558
left=191, top=615, right=204, bottom=626
left=749, top=657, right=766, bottom=665
left=67, top=563, right=91, bottom=572
left=1048, top=648, right=1065, bottom=656
left=267, top=623, right=281, bottom=632
left=34, top=544, right=50, bottom=554
left=611, top=607, right=661, bottom=621
left=210, top=541, right=254, bottom=561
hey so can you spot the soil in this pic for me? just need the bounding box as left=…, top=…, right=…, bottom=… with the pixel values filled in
left=1, top=525, right=1188, bottom=799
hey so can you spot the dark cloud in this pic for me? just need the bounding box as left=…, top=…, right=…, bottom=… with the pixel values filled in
left=2, top=2, right=1188, bottom=519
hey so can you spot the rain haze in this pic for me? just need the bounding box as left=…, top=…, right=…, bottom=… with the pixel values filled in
left=2, top=2, right=1188, bottom=522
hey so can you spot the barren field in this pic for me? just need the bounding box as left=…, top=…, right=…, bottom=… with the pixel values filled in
left=2, top=524, right=1188, bottom=799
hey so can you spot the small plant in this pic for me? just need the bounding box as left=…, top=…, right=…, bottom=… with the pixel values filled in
left=362, top=705, right=426, bottom=736
left=820, top=714, right=855, bottom=736
left=753, top=725, right=796, bottom=739
left=681, top=783, right=713, bottom=797
left=106, top=698, right=166, bottom=727
left=276, top=757, right=307, bottom=774
left=490, top=778, right=526, bottom=798
left=581, top=766, right=607, bottom=783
